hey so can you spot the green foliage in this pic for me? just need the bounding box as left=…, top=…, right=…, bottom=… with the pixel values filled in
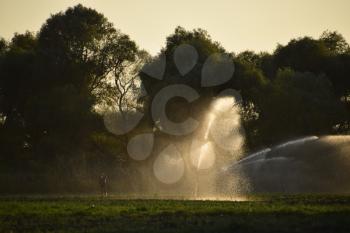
left=273, top=33, right=350, bottom=96
left=140, top=27, right=234, bottom=131
left=320, top=30, right=350, bottom=55
left=0, top=5, right=137, bottom=185
left=38, top=4, right=138, bottom=103
left=259, top=69, right=344, bottom=144
left=1, top=3, right=350, bottom=193
left=1, top=195, right=350, bottom=233
left=142, top=26, right=230, bottom=96
left=274, top=37, right=330, bottom=74
left=236, top=31, right=350, bottom=147
left=0, top=38, right=7, bottom=54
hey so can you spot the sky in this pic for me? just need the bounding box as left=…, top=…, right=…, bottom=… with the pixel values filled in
left=0, top=0, right=350, bottom=55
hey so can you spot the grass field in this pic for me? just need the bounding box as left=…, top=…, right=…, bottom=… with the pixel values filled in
left=1, top=195, right=350, bottom=233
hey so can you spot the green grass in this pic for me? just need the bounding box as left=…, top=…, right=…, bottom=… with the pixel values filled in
left=1, top=195, right=350, bottom=233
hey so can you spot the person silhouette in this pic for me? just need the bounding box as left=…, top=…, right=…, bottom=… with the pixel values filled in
left=99, top=173, right=108, bottom=197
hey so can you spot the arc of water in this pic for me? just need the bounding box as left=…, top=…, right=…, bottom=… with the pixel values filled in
left=236, top=148, right=272, bottom=165
left=222, top=148, right=271, bottom=172
left=237, top=157, right=291, bottom=168
left=274, top=136, right=319, bottom=150
left=222, top=136, right=319, bottom=172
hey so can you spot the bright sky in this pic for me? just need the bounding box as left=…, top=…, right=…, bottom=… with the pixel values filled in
left=1, top=0, right=350, bottom=55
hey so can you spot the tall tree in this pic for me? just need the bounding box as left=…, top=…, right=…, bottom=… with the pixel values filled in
left=273, top=37, right=330, bottom=74
left=0, top=32, right=38, bottom=159
left=38, top=4, right=138, bottom=105
left=140, top=26, right=233, bottom=127
left=257, top=68, right=345, bottom=145
left=320, top=30, right=350, bottom=55
left=0, top=5, right=140, bottom=166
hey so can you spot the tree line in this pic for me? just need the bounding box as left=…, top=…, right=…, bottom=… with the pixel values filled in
left=1, top=4, right=350, bottom=192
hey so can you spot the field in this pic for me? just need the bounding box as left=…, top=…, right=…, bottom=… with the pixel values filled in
left=1, top=195, right=350, bottom=233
